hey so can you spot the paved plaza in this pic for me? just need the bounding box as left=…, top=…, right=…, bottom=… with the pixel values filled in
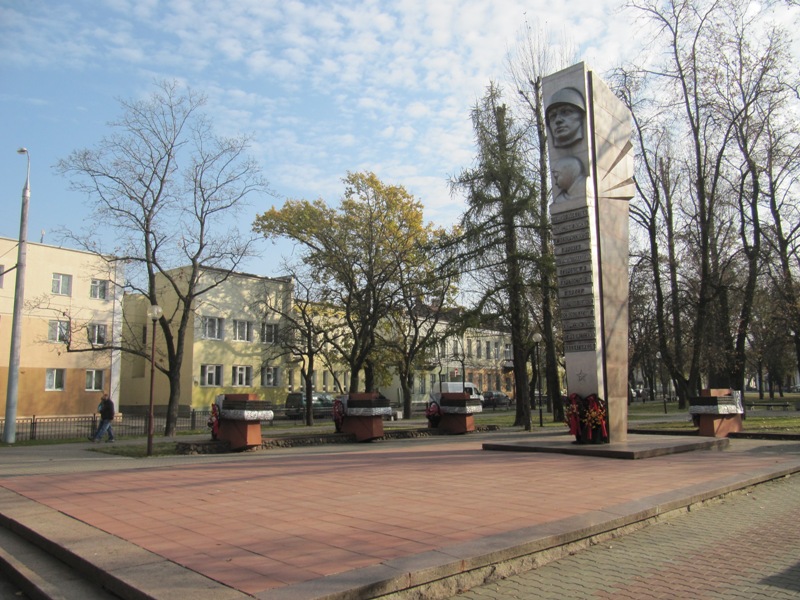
left=450, top=473, right=800, bottom=599
left=0, top=428, right=799, bottom=599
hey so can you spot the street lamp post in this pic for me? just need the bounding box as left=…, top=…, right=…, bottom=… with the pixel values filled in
left=147, top=304, right=163, bottom=456
left=532, top=332, right=543, bottom=427
left=656, top=351, right=667, bottom=414
left=3, top=149, right=31, bottom=444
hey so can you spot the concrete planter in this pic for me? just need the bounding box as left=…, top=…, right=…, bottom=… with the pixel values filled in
left=342, top=393, right=389, bottom=442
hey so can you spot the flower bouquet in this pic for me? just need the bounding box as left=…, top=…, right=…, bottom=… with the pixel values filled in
left=563, top=392, right=608, bottom=444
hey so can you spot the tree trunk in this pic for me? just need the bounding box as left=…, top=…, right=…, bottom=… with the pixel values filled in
left=400, top=368, right=413, bottom=420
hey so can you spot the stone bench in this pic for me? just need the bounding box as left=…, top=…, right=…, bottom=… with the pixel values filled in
left=745, top=402, right=793, bottom=411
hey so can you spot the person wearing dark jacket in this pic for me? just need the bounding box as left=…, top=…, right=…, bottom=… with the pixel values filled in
left=90, top=394, right=115, bottom=443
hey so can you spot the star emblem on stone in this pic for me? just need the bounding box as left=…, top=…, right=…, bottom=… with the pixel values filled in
left=577, top=370, right=587, bottom=382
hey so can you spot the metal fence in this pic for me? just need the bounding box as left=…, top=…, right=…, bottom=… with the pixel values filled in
left=0, top=409, right=214, bottom=442
left=0, top=406, right=429, bottom=443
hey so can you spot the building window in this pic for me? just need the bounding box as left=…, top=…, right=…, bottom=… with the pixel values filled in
left=418, top=373, right=426, bottom=394
left=88, top=323, right=107, bottom=345
left=45, top=368, right=65, bottom=391
left=287, top=369, right=294, bottom=391
left=477, top=341, right=482, bottom=359
left=261, top=322, right=278, bottom=343
left=85, top=369, right=104, bottom=391
left=322, top=371, right=329, bottom=391
left=452, top=340, right=460, bottom=356
left=477, top=373, right=483, bottom=389
left=486, top=341, right=491, bottom=359
left=48, top=320, right=70, bottom=343
left=505, top=377, right=512, bottom=392
left=495, top=374, right=501, bottom=389
left=232, top=365, right=253, bottom=387
left=504, top=343, right=512, bottom=360
left=261, top=366, right=279, bottom=387
left=201, top=316, right=223, bottom=340
left=467, top=339, right=473, bottom=358
left=51, top=273, right=73, bottom=296
left=200, top=364, right=223, bottom=386
left=430, top=374, right=437, bottom=392
left=494, top=342, right=500, bottom=359
left=90, top=279, right=108, bottom=300
left=233, top=320, right=253, bottom=342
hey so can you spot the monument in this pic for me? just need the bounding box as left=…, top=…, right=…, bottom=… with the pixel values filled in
left=543, top=63, right=635, bottom=442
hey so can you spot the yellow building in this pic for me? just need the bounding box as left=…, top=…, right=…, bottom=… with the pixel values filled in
left=119, top=267, right=293, bottom=412
left=0, top=237, right=122, bottom=416
left=377, top=316, right=515, bottom=406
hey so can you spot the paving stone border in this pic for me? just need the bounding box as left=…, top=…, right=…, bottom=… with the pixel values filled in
left=175, top=425, right=502, bottom=454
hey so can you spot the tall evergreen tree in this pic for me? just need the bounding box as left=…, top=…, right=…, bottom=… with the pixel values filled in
left=452, top=84, right=539, bottom=429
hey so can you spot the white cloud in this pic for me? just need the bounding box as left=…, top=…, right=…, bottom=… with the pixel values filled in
left=0, top=0, right=652, bottom=276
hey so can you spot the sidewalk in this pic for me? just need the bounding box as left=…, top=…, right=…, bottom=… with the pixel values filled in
left=1, top=429, right=799, bottom=599
left=450, top=473, right=800, bottom=599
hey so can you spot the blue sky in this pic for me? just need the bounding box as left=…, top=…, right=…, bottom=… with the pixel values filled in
left=1, top=0, right=634, bottom=276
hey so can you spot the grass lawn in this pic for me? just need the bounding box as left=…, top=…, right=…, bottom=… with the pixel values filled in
left=7, top=395, right=798, bottom=458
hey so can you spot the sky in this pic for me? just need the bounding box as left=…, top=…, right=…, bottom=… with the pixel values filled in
left=0, top=0, right=635, bottom=276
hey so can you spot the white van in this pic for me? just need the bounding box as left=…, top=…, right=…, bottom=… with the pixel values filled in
left=430, top=381, right=482, bottom=403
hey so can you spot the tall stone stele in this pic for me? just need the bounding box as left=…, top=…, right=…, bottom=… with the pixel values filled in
left=542, top=63, right=634, bottom=442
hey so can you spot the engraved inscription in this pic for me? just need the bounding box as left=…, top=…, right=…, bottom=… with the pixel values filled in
left=557, top=263, right=591, bottom=277
left=551, top=207, right=590, bottom=224
left=559, top=286, right=593, bottom=298
left=564, top=329, right=596, bottom=342
left=554, top=240, right=592, bottom=255
left=553, top=229, right=591, bottom=245
left=561, top=295, right=595, bottom=309
left=565, top=341, right=597, bottom=353
left=553, top=220, right=589, bottom=235
left=562, top=318, right=595, bottom=331
left=561, top=307, right=594, bottom=320
left=555, top=251, right=592, bottom=266
left=560, top=273, right=592, bottom=288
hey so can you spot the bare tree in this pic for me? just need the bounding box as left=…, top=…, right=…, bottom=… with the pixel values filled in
left=255, top=265, right=340, bottom=425
left=57, top=80, right=269, bottom=435
left=623, top=0, right=798, bottom=394
left=507, top=23, right=579, bottom=420
left=378, top=234, right=458, bottom=419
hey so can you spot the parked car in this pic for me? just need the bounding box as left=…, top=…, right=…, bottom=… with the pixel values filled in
left=284, top=392, right=335, bottom=419
left=432, top=381, right=483, bottom=401
left=482, top=390, right=512, bottom=409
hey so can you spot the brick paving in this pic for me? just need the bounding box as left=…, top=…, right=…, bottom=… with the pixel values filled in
left=449, top=474, right=800, bottom=600
left=1, top=430, right=799, bottom=599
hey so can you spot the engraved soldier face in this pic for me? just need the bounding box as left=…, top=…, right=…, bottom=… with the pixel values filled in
left=548, top=104, right=583, bottom=147
left=553, top=157, right=581, bottom=191
left=545, top=87, right=586, bottom=148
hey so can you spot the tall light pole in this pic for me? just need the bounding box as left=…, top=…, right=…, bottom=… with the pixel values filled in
left=3, top=148, right=30, bottom=444
left=146, top=303, right=163, bottom=456
left=532, top=332, right=543, bottom=427
left=656, top=351, right=667, bottom=414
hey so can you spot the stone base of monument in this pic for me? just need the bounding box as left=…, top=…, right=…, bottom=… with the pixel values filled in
left=439, top=393, right=482, bottom=434
left=689, top=389, right=743, bottom=438
left=696, top=414, right=743, bottom=437
left=482, top=434, right=729, bottom=459
left=216, top=394, right=274, bottom=451
left=341, top=393, right=392, bottom=442
left=218, top=420, right=262, bottom=450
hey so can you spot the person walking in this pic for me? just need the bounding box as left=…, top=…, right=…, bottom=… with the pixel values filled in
left=89, top=393, right=116, bottom=443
